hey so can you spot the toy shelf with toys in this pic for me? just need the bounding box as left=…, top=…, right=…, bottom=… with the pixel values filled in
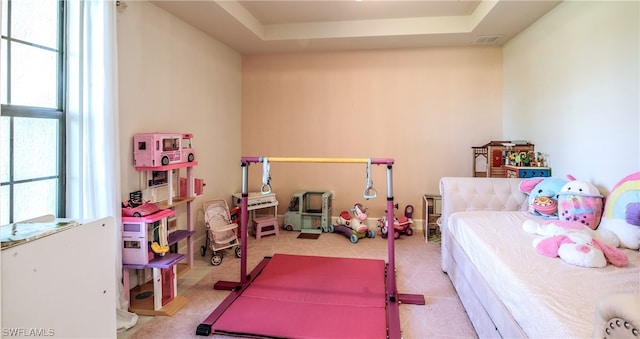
left=472, top=140, right=551, bottom=178
left=123, top=161, right=200, bottom=316
left=123, top=133, right=204, bottom=316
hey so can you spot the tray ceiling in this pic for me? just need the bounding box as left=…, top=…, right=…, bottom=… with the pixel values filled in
left=150, top=0, right=562, bottom=54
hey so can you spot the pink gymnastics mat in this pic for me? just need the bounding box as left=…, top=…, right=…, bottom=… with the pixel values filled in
left=212, top=253, right=388, bottom=338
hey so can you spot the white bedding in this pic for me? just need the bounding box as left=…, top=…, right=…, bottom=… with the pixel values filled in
left=448, top=211, right=640, bottom=338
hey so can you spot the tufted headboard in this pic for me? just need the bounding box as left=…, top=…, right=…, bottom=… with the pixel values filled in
left=439, top=177, right=528, bottom=271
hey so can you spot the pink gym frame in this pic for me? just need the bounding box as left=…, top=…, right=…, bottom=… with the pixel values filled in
left=200, top=156, right=424, bottom=339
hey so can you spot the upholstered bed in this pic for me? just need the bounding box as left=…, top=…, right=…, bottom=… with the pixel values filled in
left=439, top=177, right=640, bottom=338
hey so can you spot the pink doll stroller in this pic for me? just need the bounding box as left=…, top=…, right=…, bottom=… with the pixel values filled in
left=200, top=199, right=241, bottom=266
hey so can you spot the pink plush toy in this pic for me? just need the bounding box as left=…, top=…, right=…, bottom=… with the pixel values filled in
left=558, top=177, right=604, bottom=229
left=523, top=219, right=628, bottom=268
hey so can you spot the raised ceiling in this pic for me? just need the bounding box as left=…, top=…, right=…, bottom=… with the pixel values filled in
left=150, top=0, right=562, bottom=54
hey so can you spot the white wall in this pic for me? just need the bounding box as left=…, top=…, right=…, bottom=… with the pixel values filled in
left=117, top=1, right=242, bottom=246
left=503, top=0, right=639, bottom=192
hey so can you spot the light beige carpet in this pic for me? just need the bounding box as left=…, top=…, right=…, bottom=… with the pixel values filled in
left=119, top=229, right=477, bottom=339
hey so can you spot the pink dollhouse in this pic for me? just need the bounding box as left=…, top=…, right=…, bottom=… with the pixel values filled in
left=133, top=133, right=196, bottom=167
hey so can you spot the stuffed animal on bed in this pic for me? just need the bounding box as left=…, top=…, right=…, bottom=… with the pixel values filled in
left=523, top=219, right=628, bottom=268
left=597, top=172, right=640, bottom=250
left=557, top=177, right=604, bottom=229
left=519, top=176, right=570, bottom=219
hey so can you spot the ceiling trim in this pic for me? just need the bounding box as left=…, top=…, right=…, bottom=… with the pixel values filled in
left=217, top=0, right=502, bottom=41
left=469, top=0, right=499, bottom=28
left=216, top=0, right=266, bottom=38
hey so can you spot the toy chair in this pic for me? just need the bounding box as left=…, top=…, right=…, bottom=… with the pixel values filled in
left=201, top=199, right=241, bottom=266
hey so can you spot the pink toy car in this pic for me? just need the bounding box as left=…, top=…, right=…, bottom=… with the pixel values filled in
left=133, top=133, right=196, bottom=167
left=377, top=205, right=415, bottom=239
left=122, top=201, right=159, bottom=218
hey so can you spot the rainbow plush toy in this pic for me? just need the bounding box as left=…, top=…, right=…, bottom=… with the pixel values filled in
left=597, top=172, right=640, bottom=250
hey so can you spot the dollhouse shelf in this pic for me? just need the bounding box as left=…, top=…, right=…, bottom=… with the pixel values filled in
left=168, top=230, right=195, bottom=247
left=123, top=208, right=175, bottom=223
left=156, top=196, right=196, bottom=210
left=124, top=161, right=199, bottom=316
left=123, top=253, right=185, bottom=270
left=135, top=161, right=199, bottom=172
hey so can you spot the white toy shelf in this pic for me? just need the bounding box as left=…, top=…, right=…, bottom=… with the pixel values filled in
left=123, top=161, right=200, bottom=316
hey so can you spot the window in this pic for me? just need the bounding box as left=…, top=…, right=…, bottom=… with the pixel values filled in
left=1, top=0, right=65, bottom=224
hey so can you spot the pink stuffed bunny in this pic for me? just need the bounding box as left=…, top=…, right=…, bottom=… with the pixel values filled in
left=523, top=219, right=628, bottom=268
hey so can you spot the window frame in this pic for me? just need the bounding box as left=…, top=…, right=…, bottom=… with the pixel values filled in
left=1, top=0, right=66, bottom=223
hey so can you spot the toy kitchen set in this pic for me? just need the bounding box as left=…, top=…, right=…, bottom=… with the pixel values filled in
left=472, top=140, right=551, bottom=179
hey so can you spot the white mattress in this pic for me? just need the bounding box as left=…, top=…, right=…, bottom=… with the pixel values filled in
left=448, top=211, right=640, bottom=338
